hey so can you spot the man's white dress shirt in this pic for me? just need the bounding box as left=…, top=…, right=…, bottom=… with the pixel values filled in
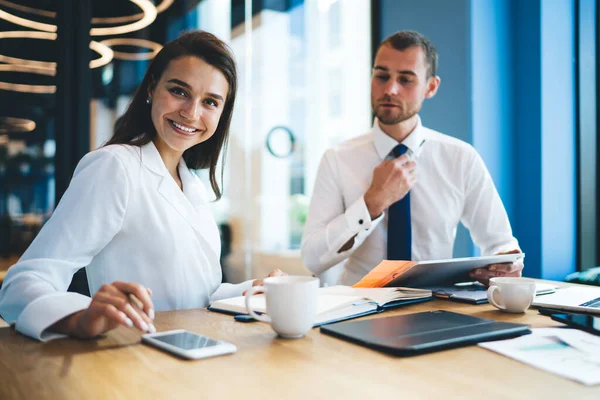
left=301, top=117, right=519, bottom=286
left=0, top=142, right=252, bottom=341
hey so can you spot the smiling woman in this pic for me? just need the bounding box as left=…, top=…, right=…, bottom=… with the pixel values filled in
left=0, top=30, right=282, bottom=342
left=106, top=31, right=237, bottom=200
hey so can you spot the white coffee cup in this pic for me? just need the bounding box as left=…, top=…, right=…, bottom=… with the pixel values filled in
left=245, top=275, right=319, bottom=338
left=487, top=277, right=536, bottom=313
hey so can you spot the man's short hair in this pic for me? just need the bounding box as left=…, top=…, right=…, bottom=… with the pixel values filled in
left=379, top=31, right=438, bottom=78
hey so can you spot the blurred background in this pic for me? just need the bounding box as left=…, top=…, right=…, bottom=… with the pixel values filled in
left=0, top=0, right=598, bottom=286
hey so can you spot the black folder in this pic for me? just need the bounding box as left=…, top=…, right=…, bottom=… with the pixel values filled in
left=320, top=310, right=531, bottom=356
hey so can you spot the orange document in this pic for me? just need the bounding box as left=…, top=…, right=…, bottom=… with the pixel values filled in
left=353, top=260, right=415, bottom=288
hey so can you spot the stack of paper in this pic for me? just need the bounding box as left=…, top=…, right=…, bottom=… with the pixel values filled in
left=479, top=328, right=600, bottom=386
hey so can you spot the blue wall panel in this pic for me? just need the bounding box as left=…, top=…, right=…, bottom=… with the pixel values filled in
left=540, top=0, right=577, bottom=280
left=513, top=0, right=543, bottom=278
left=471, top=0, right=514, bottom=220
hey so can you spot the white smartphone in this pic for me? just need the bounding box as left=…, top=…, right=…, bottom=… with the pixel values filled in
left=142, top=329, right=237, bottom=360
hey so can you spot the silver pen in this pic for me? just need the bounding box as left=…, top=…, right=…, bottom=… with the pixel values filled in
left=406, top=139, right=426, bottom=160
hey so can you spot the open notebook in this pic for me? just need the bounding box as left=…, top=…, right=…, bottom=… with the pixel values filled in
left=208, top=286, right=432, bottom=327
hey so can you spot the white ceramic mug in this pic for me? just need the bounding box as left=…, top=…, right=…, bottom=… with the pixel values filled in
left=245, top=275, right=319, bottom=338
left=487, top=277, right=536, bottom=313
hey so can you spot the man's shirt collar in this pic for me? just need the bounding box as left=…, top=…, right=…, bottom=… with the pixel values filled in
left=372, top=115, right=426, bottom=160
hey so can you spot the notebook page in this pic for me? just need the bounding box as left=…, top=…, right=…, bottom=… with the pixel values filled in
left=212, top=294, right=266, bottom=314
left=320, top=286, right=429, bottom=305
left=211, top=292, right=364, bottom=315
left=316, top=294, right=367, bottom=314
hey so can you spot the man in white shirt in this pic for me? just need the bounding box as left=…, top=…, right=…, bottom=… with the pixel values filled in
left=301, top=31, right=523, bottom=286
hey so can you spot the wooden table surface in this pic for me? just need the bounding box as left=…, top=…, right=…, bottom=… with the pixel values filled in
left=0, top=294, right=599, bottom=400
left=0, top=256, right=18, bottom=282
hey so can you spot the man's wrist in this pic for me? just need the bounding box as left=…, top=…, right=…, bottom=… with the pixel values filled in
left=495, top=249, right=522, bottom=255
left=364, top=192, right=384, bottom=220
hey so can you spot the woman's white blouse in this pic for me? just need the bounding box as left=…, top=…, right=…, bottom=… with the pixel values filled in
left=0, top=142, right=252, bottom=341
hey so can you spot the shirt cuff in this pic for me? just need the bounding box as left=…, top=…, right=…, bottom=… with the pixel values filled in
left=16, top=292, right=91, bottom=342
left=235, top=280, right=254, bottom=295
left=344, top=196, right=374, bottom=233
left=211, top=280, right=255, bottom=302
left=489, top=243, right=521, bottom=257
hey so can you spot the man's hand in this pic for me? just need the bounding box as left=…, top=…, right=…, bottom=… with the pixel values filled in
left=364, top=154, right=416, bottom=219
left=469, top=249, right=524, bottom=286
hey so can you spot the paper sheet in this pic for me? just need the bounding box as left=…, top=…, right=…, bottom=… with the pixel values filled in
left=479, top=328, right=600, bottom=386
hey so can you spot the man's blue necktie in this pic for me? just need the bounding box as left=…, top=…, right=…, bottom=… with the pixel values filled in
left=387, top=144, right=412, bottom=260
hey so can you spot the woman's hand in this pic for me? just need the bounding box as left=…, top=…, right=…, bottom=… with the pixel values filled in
left=51, top=281, right=156, bottom=339
left=243, top=269, right=287, bottom=295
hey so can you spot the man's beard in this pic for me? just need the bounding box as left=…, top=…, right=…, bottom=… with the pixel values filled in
left=372, top=98, right=421, bottom=125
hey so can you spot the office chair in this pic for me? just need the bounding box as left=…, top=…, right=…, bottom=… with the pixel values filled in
left=68, top=268, right=90, bottom=296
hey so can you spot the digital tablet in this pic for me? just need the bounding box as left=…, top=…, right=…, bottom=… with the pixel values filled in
left=387, top=253, right=525, bottom=287
left=320, top=310, right=531, bottom=356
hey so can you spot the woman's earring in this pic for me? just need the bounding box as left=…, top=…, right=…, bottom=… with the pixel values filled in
left=146, top=97, right=151, bottom=105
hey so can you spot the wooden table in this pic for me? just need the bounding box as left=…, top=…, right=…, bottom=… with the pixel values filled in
left=0, top=296, right=598, bottom=399
left=0, top=256, right=18, bottom=283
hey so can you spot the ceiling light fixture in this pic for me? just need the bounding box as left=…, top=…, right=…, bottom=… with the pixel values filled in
left=0, top=0, right=54, bottom=18
left=89, top=41, right=114, bottom=68
left=0, top=0, right=159, bottom=36
left=0, top=0, right=174, bottom=23
left=0, top=31, right=114, bottom=70
left=90, top=0, right=157, bottom=36
left=0, top=7, right=56, bottom=32
left=0, top=64, right=56, bottom=94
left=0, top=117, right=36, bottom=134
left=99, top=38, right=162, bottom=61
left=0, top=31, right=55, bottom=68
left=93, top=0, right=174, bottom=24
